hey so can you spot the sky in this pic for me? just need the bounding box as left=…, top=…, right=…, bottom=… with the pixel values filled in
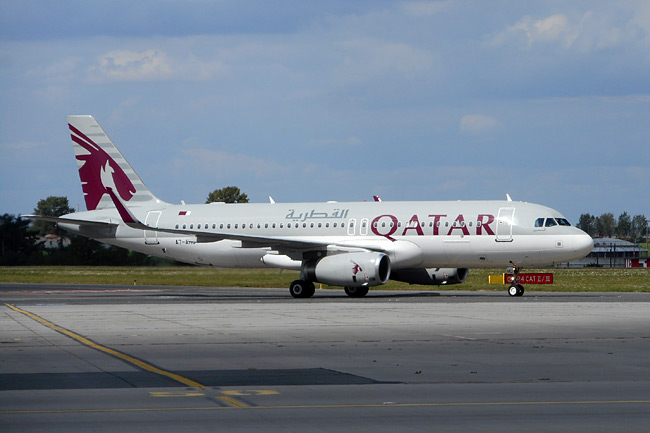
left=1, top=0, right=649, bottom=224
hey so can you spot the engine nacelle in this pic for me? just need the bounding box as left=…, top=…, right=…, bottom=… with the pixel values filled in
left=391, top=267, right=469, bottom=286
left=303, top=252, right=391, bottom=287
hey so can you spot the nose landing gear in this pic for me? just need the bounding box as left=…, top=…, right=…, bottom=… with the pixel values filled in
left=506, top=263, right=525, bottom=297
left=508, top=283, right=525, bottom=297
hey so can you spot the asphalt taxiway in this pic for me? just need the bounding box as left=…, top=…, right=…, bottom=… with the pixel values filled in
left=2, top=284, right=649, bottom=432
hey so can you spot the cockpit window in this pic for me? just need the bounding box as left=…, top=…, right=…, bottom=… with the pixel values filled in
left=544, top=218, right=558, bottom=227
left=536, top=217, right=572, bottom=228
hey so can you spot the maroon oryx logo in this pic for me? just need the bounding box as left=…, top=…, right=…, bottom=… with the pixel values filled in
left=69, top=123, right=136, bottom=210
left=351, top=260, right=363, bottom=275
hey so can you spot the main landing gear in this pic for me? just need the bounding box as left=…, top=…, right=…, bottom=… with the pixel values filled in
left=289, top=280, right=316, bottom=298
left=506, top=263, right=525, bottom=297
left=289, top=280, right=370, bottom=298
left=344, top=286, right=369, bottom=298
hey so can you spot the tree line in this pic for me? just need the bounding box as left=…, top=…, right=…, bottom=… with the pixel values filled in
left=1, top=196, right=173, bottom=266
left=576, top=212, right=648, bottom=241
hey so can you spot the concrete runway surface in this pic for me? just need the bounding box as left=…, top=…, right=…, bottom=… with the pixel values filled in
left=1, top=284, right=649, bottom=432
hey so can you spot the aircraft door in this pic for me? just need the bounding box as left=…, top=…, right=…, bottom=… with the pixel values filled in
left=360, top=218, right=369, bottom=236
left=496, top=207, right=515, bottom=242
left=144, top=211, right=162, bottom=245
left=347, top=218, right=357, bottom=236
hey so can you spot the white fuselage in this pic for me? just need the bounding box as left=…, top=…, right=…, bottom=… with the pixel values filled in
left=60, top=200, right=594, bottom=270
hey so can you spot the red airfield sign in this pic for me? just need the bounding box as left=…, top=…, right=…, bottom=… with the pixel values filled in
left=506, top=273, right=554, bottom=285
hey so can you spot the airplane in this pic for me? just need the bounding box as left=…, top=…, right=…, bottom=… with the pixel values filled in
left=25, top=115, right=594, bottom=298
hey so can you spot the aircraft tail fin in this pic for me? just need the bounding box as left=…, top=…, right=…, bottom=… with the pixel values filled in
left=67, top=115, right=166, bottom=211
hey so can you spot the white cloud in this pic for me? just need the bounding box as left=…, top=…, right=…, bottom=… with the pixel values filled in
left=459, top=114, right=499, bottom=135
left=491, top=7, right=650, bottom=52
left=492, top=13, right=577, bottom=48
left=531, top=14, right=571, bottom=42
left=87, top=49, right=223, bottom=82
left=88, top=49, right=172, bottom=82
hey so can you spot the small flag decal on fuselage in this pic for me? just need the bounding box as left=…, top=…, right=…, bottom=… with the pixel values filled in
left=178, top=211, right=190, bottom=216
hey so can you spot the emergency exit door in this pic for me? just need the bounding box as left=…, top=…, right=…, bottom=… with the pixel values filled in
left=144, top=211, right=161, bottom=245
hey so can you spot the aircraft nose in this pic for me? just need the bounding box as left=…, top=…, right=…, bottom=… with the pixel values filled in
left=574, top=233, right=594, bottom=257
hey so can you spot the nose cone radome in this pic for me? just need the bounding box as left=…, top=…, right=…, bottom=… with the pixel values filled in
left=573, top=233, right=594, bottom=258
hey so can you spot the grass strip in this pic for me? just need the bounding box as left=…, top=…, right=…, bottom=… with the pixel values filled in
left=1, top=266, right=648, bottom=292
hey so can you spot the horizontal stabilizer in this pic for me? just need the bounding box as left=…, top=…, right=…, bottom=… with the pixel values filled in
left=21, top=215, right=117, bottom=227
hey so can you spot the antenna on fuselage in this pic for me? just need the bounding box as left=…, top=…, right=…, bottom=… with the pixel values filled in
left=506, top=193, right=512, bottom=202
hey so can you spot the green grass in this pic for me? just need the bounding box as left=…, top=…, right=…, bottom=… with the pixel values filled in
left=1, top=266, right=648, bottom=292
left=0, top=266, right=300, bottom=288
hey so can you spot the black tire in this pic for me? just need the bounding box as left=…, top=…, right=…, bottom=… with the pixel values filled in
left=289, top=280, right=315, bottom=298
left=508, top=285, right=518, bottom=297
left=344, top=286, right=369, bottom=298
left=304, top=281, right=316, bottom=298
left=516, top=284, right=525, bottom=297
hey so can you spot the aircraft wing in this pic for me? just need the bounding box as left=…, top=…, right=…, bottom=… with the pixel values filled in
left=134, top=222, right=392, bottom=259
left=140, top=223, right=330, bottom=250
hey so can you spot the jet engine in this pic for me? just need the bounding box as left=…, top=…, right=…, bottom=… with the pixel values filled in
left=303, top=252, right=391, bottom=287
left=391, top=267, right=469, bottom=285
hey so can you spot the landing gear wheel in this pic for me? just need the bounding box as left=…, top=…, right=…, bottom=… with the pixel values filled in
left=508, top=284, right=525, bottom=297
left=344, top=286, right=369, bottom=298
left=289, top=280, right=315, bottom=298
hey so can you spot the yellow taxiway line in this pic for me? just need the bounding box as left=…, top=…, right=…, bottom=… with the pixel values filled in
left=4, top=303, right=250, bottom=408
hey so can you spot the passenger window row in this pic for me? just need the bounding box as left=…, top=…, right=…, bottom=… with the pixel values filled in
left=174, top=222, right=348, bottom=230
left=174, top=217, right=481, bottom=231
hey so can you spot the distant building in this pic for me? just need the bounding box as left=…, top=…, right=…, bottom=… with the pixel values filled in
left=560, top=238, right=648, bottom=268
left=37, top=234, right=71, bottom=249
